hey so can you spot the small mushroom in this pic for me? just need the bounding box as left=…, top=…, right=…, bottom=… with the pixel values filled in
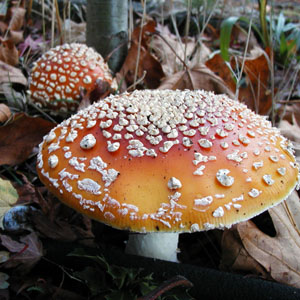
left=37, top=89, right=300, bottom=262
left=28, top=43, right=117, bottom=112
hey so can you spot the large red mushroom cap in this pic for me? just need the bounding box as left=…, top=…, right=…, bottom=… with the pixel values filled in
left=28, top=43, right=117, bottom=112
left=37, top=89, right=299, bottom=233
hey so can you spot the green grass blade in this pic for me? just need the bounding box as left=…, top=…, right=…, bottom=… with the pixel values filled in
left=220, top=16, right=239, bottom=61
left=220, top=15, right=265, bottom=62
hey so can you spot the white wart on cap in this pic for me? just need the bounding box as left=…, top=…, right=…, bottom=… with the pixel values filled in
left=37, top=89, right=300, bottom=233
left=29, top=43, right=117, bottom=112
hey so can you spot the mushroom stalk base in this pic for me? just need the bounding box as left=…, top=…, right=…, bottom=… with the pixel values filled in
left=125, top=232, right=179, bottom=262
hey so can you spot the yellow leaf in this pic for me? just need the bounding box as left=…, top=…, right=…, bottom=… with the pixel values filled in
left=0, top=178, right=18, bottom=229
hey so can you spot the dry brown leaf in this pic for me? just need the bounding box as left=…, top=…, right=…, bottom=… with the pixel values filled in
left=8, top=6, right=25, bottom=32
left=279, top=117, right=300, bottom=158
left=205, top=53, right=236, bottom=92
left=0, top=232, right=43, bottom=272
left=120, top=41, right=164, bottom=89
left=131, top=19, right=156, bottom=47
left=240, top=48, right=271, bottom=114
left=31, top=209, right=95, bottom=243
left=62, top=19, right=86, bottom=44
left=0, top=113, right=55, bottom=166
left=237, top=193, right=300, bottom=288
left=279, top=103, right=300, bottom=128
left=29, top=191, right=95, bottom=245
left=159, top=64, right=235, bottom=98
left=0, top=104, right=11, bottom=123
left=220, top=226, right=270, bottom=278
left=206, top=48, right=272, bottom=114
left=7, top=29, right=23, bottom=44
left=0, top=60, right=27, bottom=86
left=119, top=20, right=165, bottom=89
left=279, top=119, right=300, bottom=144
left=0, top=38, right=19, bottom=66
left=152, top=24, right=211, bottom=76
left=15, top=174, right=42, bottom=206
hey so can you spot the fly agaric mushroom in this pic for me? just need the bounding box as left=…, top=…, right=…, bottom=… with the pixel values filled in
left=37, top=89, right=299, bottom=262
left=28, top=43, right=117, bottom=112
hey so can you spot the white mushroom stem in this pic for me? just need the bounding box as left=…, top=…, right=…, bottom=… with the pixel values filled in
left=125, top=232, right=179, bottom=262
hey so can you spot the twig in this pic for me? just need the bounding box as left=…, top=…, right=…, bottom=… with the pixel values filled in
left=269, top=0, right=275, bottom=125
left=154, top=32, right=189, bottom=69
left=28, top=102, right=57, bottom=124
left=278, top=99, right=300, bottom=104
left=278, top=66, right=300, bottom=122
left=184, top=0, right=191, bottom=65
left=42, top=0, right=46, bottom=49
left=51, top=0, right=55, bottom=47
left=3, top=0, right=21, bottom=40
left=54, top=0, right=63, bottom=44
left=235, top=6, right=254, bottom=100
left=127, top=71, right=147, bottom=91
left=137, top=275, right=193, bottom=300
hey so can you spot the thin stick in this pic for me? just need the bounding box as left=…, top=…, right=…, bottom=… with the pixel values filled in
left=42, top=0, right=46, bottom=50
left=278, top=99, right=300, bottom=104
left=28, top=102, right=57, bottom=124
left=184, top=0, right=191, bottom=65
left=3, top=0, right=21, bottom=40
left=133, top=0, right=147, bottom=89
left=235, top=6, right=253, bottom=100
left=127, top=71, right=147, bottom=91
left=189, top=0, right=220, bottom=64
left=154, top=32, right=189, bottom=69
left=269, top=0, right=275, bottom=125
left=68, top=1, right=71, bottom=43
left=278, top=67, right=299, bottom=122
left=51, top=0, right=55, bottom=48
left=137, top=275, right=193, bottom=300
left=54, top=0, right=63, bottom=44
left=27, top=0, right=33, bottom=20
left=129, top=0, right=133, bottom=43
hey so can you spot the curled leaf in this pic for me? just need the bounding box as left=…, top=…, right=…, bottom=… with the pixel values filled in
left=0, top=38, right=19, bottom=66
left=159, top=64, right=235, bottom=98
left=0, top=232, right=43, bottom=272
left=237, top=193, right=300, bottom=288
left=0, top=61, right=27, bottom=86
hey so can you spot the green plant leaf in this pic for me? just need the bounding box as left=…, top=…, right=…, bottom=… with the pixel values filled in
left=276, top=12, right=286, bottom=42
left=220, top=16, right=239, bottom=61
left=220, top=16, right=265, bottom=62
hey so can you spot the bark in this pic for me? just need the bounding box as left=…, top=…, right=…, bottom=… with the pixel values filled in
left=86, top=0, right=128, bottom=73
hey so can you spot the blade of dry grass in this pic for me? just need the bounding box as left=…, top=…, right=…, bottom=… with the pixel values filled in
left=133, top=0, right=147, bottom=89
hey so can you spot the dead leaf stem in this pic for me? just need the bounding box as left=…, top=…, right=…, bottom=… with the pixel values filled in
left=235, top=6, right=254, bottom=100
left=282, top=201, right=300, bottom=240
left=154, top=32, right=188, bottom=69
left=133, top=0, right=147, bottom=89
left=137, top=275, right=193, bottom=300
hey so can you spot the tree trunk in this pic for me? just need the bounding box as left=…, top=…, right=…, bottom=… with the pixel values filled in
left=86, top=0, right=128, bottom=73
